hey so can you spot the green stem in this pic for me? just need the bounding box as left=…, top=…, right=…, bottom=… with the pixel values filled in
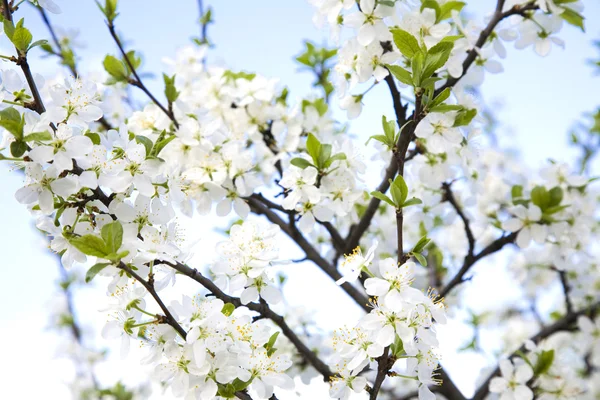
left=132, top=304, right=157, bottom=318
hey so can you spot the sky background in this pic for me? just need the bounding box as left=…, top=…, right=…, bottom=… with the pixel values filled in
left=1, top=0, right=600, bottom=398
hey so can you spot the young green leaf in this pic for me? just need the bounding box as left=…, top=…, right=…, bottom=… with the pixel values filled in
left=413, top=236, right=431, bottom=253
left=413, top=252, right=428, bottom=267
left=389, top=175, right=409, bottom=206
left=23, top=131, right=52, bottom=142
left=387, top=65, right=414, bottom=86
left=371, top=191, right=396, bottom=207
left=101, top=221, right=124, bottom=254
left=306, top=133, right=321, bottom=165
left=390, top=28, right=421, bottom=59
left=290, top=157, right=313, bottom=169
left=12, top=26, right=32, bottom=52
left=85, top=263, right=111, bottom=283
left=10, top=141, right=27, bottom=158
left=402, top=197, right=423, bottom=208
left=69, top=235, right=109, bottom=257
left=221, top=303, right=236, bottom=316
left=103, top=55, right=128, bottom=80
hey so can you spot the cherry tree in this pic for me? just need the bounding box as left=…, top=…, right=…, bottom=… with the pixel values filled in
left=1, top=0, right=599, bottom=399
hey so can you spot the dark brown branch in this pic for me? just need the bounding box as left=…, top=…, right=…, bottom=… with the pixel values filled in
left=2, top=0, right=45, bottom=114
left=555, top=267, right=573, bottom=314
left=117, top=262, right=187, bottom=338
left=105, top=21, right=179, bottom=128
left=370, top=347, right=393, bottom=400
left=247, top=195, right=371, bottom=312
left=247, top=193, right=345, bottom=254
left=439, top=231, right=518, bottom=298
left=471, top=301, right=600, bottom=400
left=442, top=182, right=475, bottom=258
left=163, top=260, right=335, bottom=381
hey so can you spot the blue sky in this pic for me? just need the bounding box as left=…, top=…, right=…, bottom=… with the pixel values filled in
left=1, top=0, right=600, bottom=398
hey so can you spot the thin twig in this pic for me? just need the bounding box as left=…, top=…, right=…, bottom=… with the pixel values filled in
left=439, top=231, right=518, bottom=298
left=163, top=260, right=335, bottom=381
left=105, top=21, right=179, bottom=128
left=443, top=182, right=475, bottom=258
left=117, top=262, right=187, bottom=338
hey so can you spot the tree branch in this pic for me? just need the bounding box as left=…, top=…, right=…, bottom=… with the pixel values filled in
left=439, top=231, right=518, bottom=298
left=442, top=182, right=475, bottom=258
left=105, top=21, right=179, bottom=128
left=163, top=260, right=335, bottom=381
left=2, top=0, right=45, bottom=114
left=247, top=196, right=371, bottom=312
left=117, top=262, right=187, bottom=338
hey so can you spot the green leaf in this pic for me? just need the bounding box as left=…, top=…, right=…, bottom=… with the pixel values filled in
left=23, top=131, right=52, bottom=142
left=548, top=186, right=563, bottom=208
left=429, top=87, right=452, bottom=109
left=324, top=152, right=346, bottom=169
left=151, top=134, right=175, bottom=157
left=28, top=39, right=48, bottom=51
left=430, top=104, right=464, bottom=113
left=371, top=190, right=396, bottom=207
left=534, top=349, right=555, bottom=375
left=3, top=19, right=14, bottom=40
left=135, top=135, right=153, bottom=157
left=12, top=26, right=33, bottom=53
left=413, top=252, right=428, bottom=267
left=96, top=0, right=119, bottom=22
left=531, top=186, right=550, bottom=210
left=69, top=235, right=109, bottom=257
left=366, top=134, right=392, bottom=147
left=413, top=236, right=431, bottom=253
left=422, top=41, right=454, bottom=80
left=402, top=197, right=423, bottom=207
left=103, top=55, right=128, bottom=80
left=559, top=8, right=584, bottom=31
left=85, top=132, right=102, bottom=145
left=221, top=303, right=235, bottom=316
left=264, top=331, right=280, bottom=356
left=411, top=52, right=424, bottom=86
left=163, top=73, right=179, bottom=103
left=438, top=1, right=466, bottom=21
left=453, top=108, right=477, bottom=127
left=306, top=133, right=321, bottom=165
left=390, top=175, right=409, bottom=206
left=511, top=185, right=524, bottom=200
left=101, top=221, right=123, bottom=254
left=103, top=250, right=130, bottom=261
left=231, top=378, right=252, bottom=392
left=290, top=157, right=313, bottom=169
left=0, top=107, right=25, bottom=139
left=390, top=28, right=421, bottom=58
left=421, top=0, right=441, bottom=18
left=10, top=141, right=27, bottom=157
left=317, top=143, right=332, bottom=169
left=387, top=65, right=413, bottom=86
left=390, top=335, right=404, bottom=357
left=85, top=263, right=111, bottom=283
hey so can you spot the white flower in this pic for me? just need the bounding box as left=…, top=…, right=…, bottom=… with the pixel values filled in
left=489, top=359, right=534, bottom=400
left=336, top=241, right=378, bottom=285
left=415, top=112, right=463, bottom=153
left=502, top=204, right=547, bottom=248
left=364, top=259, right=425, bottom=311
